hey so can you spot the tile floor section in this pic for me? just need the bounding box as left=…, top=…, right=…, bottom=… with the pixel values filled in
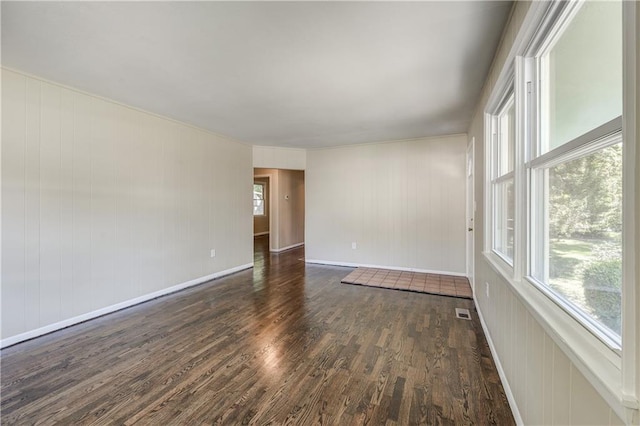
left=341, top=268, right=473, bottom=299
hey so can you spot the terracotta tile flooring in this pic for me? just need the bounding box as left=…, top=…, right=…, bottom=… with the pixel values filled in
left=341, top=267, right=473, bottom=299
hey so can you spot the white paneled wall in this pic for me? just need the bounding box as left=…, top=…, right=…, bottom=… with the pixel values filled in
left=466, top=2, right=627, bottom=424
left=253, top=145, right=306, bottom=170
left=276, top=169, right=304, bottom=250
left=306, top=135, right=466, bottom=275
left=1, top=69, right=253, bottom=344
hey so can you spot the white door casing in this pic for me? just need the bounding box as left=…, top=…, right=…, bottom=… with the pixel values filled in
left=466, top=137, right=475, bottom=287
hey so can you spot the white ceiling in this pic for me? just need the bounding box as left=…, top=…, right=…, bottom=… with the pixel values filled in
left=2, top=1, right=512, bottom=148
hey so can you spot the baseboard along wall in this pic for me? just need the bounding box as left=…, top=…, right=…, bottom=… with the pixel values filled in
left=0, top=263, right=254, bottom=349
left=304, top=259, right=467, bottom=277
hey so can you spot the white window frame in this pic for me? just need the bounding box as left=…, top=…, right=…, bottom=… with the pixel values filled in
left=526, top=0, right=625, bottom=349
left=482, top=0, right=638, bottom=420
left=487, top=88, right=517, bottom=268
left=527, top=120, right=623, bottom=349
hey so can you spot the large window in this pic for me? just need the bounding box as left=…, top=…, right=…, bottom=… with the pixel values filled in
left=490, top=93, right=516, bottom=265
left=528, top=1, right=623, bottom=343
left=483, top=0, right=636, bottom=414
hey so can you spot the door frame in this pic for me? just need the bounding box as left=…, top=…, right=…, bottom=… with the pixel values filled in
left=254, top=174, right=272, bottom=239
left=466, top=137, right=475, bottom=289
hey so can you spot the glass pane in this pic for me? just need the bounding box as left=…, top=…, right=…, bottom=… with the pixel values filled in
left=493, top=178, right=515, bottom=262
left=497, top=97, right=515, bottom=177
left=543, top=1, right=622, bottom=152
left=253, top=199, right=264, bottom=216
left=547, top=143, right=622, bottom=336
left=253, top=184, right=264, bottom=200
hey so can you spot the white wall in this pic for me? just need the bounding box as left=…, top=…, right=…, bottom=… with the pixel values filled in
left=467, top=2, right=629, bottom=424
left=306, top=135, right=466, bottom=275
left=253, top=145, right=306, bottom=170
left=277, top=169, right=304, bottom=250
left=1, top=69, right=253, bottom=345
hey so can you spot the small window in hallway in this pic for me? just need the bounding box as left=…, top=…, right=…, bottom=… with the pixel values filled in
left=253, top=183, right=265, bottom=216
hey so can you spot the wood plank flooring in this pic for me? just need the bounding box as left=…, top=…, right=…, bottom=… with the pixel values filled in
left=1, top=236, right=514, bottom=425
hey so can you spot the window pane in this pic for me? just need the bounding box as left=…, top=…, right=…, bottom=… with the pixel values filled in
left=253, top=183, right=265, bottom=216
left=497, top=98, right=515, bottom=176
left=543, top=1, right=622, bottom=152
left=546, top=143, right=622, bottom=336
left=253, top=199, right=264, bottom=216
left=493, top=178, right=515, bottom=262
left=253, top=184, right=264, bottom=200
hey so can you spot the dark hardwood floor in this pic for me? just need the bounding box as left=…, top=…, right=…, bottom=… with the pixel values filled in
left=1, top=236, right=514, bottom=425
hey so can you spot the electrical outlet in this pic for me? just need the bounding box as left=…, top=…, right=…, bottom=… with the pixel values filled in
left=210, top=249, right=216, bottom=258
left=485, top=282, right=490, bottom=298
left=351, top=242, right=357, bottom=250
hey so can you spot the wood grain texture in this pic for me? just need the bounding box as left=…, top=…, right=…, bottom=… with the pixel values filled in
left=1, top=236, right=514, bottom=425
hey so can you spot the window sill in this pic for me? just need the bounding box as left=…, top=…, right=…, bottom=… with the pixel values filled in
left=482, top=251, right=628, bottom=420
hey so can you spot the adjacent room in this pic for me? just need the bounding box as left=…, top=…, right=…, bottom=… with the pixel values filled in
left=1, top=1, right=639, bottom=425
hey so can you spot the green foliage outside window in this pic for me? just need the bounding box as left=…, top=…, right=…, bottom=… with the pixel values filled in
left=548, top=142, right=622, bottom=335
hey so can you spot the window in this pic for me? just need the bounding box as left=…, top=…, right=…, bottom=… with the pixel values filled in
left=490, top=92, right=516, bottom=265
left=253, top=183, right=265, bottom=216
left=528, top=0, right=623, bottom=343
left=483, top=0, right=637, bottom=414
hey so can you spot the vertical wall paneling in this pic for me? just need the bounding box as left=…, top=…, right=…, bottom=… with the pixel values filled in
left=39, top=82, right=62, bottom=325
left=71, top=92, right=93, bottom=317
left=1, top=69, right=253, bottom=343
left=552, top=339, right=572, bottom=424
left=113, top=105, right=135, bottom=303
left=59, top=87, right=75, bottom=317
left=570, top=365, right=612, bottom=425
left=1, top=70, right=27, bottom=336
left=90, top=98, right=117, bottom=309
left=306, top=135, right=467, bottom=275
left=525, top=315, right=544, bottom=425
left=277, top=169, right=304, bottom=250
left=24, top=77, right=42, bottom=331
left=541, top=333, right=554, bottom=425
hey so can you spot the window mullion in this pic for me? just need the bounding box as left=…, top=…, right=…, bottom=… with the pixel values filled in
left=493, top=171, right=515, bottom=185
left=621, top=0, right=638, bottom=409
left=529, top=116, right=623, bottom=169
left=514, top=56, right=527, bottom=279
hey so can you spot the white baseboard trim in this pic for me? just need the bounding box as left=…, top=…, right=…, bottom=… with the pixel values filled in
left=270, top=242, right=304, bottom=253
left=254, top=231, right=270, bottom=237
left=0, top=262, right=254, bottom=349
left=474, top=298, right=524, bottom=426
left=304, top=259, right=467, bottom=277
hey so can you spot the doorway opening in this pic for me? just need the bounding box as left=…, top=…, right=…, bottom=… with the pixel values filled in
left=253, top=168, right=305, bottom=255
left=253, top=177, right=270, bottom=236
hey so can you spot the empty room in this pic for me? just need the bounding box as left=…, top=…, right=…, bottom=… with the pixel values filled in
left=1, top=1, right=639, bottom=425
